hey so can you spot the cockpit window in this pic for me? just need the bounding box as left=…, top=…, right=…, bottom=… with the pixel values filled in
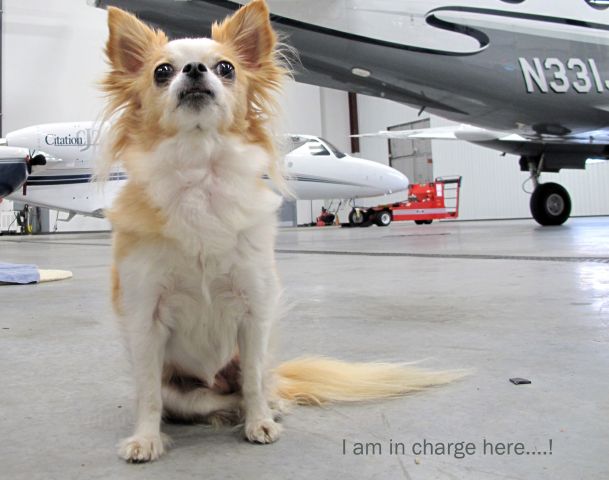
left=286, top=135, right=309, bottom=152
left=319, top=138, right=346, bottom=158
left=308, top=141, right=330, bottom=156
left=286, top=135, right=346, bottom=157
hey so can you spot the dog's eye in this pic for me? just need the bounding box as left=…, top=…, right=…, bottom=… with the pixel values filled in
left=215, top=61, right=235, bottom=80
left=154, top=63, right=175, bottom=85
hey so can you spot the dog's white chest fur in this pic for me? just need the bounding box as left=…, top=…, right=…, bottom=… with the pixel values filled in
left=141, top=134, right=282, bottom=253
left=121, top=134, right=282, bottom=384
left=156, top=252, right=244, bottom=384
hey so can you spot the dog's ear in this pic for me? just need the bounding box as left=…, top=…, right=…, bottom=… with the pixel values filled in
left=106, top=7, right=166, bottom=75
left=212, top=0, right=275, bottom=69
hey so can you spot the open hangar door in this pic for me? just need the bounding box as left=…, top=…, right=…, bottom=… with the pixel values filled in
left=387, top=119, right=434, bottom=185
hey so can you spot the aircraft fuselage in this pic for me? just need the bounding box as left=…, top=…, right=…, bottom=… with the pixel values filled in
left=261, top=0, right=609, bottom=137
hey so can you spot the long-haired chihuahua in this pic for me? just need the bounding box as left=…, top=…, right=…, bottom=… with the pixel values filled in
left=99, top=0, right=461, bottom=463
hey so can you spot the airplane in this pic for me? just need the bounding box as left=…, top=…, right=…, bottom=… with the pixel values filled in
left=0, top=122, right=409, bottom=219
left=0, top=146, right=56, bottom=198
left=0, top=147, right=32, bottom=198
left=90, top=0, right=609, bottom=225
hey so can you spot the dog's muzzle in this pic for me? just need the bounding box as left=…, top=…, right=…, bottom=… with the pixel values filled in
left=177, top=66, right=215, bottom=109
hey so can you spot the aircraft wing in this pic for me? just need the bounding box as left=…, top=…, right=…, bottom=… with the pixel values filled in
left=354, top=124, right=609, bottom=172
left=356, top=125, right=609, bottom=146
left=354, top=124, right=527, bottom=142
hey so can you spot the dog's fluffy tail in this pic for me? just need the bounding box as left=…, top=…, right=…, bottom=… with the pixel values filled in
left=274, top=356, right=465, bottom=406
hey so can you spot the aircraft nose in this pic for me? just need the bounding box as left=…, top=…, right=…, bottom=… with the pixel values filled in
left=380, top=165, right=409, bottom=194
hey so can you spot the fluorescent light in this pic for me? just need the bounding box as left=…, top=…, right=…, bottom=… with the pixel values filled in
left=352, top=67, right=371, bottom=78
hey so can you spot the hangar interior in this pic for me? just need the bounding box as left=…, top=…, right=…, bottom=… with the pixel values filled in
left=3, top=0, right=609, bottom=232
left=1, top=1, right=609, bottom=479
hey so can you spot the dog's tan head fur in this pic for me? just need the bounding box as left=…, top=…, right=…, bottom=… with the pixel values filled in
left=101, top=0, right=288, bottom=172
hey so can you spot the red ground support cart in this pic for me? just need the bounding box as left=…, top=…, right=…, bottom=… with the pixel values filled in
left=348, top=176, right=462, bottom=227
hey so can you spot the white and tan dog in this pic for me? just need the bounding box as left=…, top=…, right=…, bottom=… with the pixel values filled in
left=99, top=0, right=460, bottom=463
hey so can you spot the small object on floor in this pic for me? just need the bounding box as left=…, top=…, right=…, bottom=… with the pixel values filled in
left=0, top=262, right=39, bottom=284
left=0, top=262, right=72, bottom=285
left=38, top=269, right=73, bottom=283
left=509, top=377, right=531, bottom=385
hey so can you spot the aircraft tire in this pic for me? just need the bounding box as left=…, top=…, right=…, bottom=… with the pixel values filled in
left=375, top=210, right=392, bottom=227
left=530, top=182, right=571, bottom=226
left=414, top=220, right=425, bottom=225
left=349, top=208, right=366, bottom=226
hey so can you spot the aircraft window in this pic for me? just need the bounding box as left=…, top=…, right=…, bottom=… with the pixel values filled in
left=286, top=135, right=309, bottom=152
left=307, top=141, right=330, bottom=156
left=499, top=0, right=525, bottom=3
left=585, top=0, right=609, bottom=10
left=319, top=138, right=347, bottom=158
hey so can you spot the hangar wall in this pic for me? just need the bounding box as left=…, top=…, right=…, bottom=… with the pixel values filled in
left=1, top=0, right=342, bottom=230
left=3, top=0, right=107, bottom=133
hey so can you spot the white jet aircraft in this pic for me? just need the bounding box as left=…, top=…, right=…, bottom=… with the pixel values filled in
left=0, top=122, right=409, bottom=219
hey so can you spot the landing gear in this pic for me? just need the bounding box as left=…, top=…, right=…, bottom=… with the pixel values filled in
left=530, top=182, right=571, bottom=226
left=349, top=208, right=368, bottom=226
left=526, top=157, right=571, bottom=226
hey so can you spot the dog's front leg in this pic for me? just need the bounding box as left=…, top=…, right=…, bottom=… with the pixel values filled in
left=117, top=279, right=171, bottom=462
left=238, top=316, right=282, bottom=444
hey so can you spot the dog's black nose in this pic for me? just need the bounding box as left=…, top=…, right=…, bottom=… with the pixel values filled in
left=182, top=62, right=207, bottom=79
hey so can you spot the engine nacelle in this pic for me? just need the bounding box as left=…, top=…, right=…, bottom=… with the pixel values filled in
left=0, top=161, right=28, bottom=197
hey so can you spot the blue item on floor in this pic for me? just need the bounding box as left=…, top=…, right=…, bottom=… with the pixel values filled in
left=0, top=263, right=40, bottom=284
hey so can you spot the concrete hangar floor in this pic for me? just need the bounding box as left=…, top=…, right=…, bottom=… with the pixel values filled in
left=1, top=218, right=608, bottom=480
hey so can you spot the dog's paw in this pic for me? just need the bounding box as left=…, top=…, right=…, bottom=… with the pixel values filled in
left=118, top=433, right=167, bottom=463
left=245, top=417, right=282, bottom=444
